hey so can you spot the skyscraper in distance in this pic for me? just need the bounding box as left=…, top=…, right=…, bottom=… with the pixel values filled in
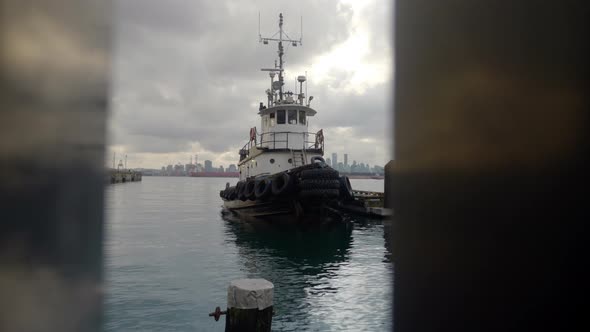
left=344, top=154, right=348, bottom=166
left=204, top=160, right=213, bottom=172
left=332, top=153, right=337, bottom=168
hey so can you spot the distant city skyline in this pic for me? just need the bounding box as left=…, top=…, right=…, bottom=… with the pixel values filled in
left=108, top=149, right=385, bottom=172
left=118, top=151, right=383, bottom=175
left=155, top=159, right=238, bottom=176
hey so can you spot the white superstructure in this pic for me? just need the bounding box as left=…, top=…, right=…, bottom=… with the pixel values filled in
left=237, top=13, right=324, bottom=181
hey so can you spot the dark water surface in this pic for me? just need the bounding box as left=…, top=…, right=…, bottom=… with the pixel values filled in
left=104, top=177, right=392, bottom=331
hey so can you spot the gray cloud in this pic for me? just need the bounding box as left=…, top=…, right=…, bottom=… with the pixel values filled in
left=109, top=0, right=392, bottom=168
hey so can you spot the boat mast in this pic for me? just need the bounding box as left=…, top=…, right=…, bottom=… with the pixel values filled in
left=259, top=13, right=302, bottom=102
left=277, top=13, right=285, bottom=101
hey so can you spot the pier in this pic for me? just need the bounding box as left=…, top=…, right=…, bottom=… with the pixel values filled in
left=338, top=189, right=392, bottom=218
left=107, top=169, right=142, bottom=184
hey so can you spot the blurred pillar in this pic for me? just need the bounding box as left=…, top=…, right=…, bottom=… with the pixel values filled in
left=0, top=1, right=111, bottom=331
left=390, top=1, right=587, bottom=331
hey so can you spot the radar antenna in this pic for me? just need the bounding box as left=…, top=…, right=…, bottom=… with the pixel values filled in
left=259, top=13, right=302, bottom=102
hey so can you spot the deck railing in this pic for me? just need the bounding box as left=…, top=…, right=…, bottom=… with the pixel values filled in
left=239, top=131, right=324, bottom=161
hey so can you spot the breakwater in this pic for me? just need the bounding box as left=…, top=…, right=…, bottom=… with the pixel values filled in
left=107, top=169, right=142, bottom=184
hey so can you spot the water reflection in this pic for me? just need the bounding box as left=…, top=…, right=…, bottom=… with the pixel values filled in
left=383, top=219, right=393, bottom=263
left=350, top=215, right=393, bottom=263
left=223, top=214, right=353, bottom=269
left=222, top=212, right=392, bottom=331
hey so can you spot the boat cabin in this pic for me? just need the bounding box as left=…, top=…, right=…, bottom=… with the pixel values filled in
left=258, top=104, right=317, bottom=150
left=236, top=17, right=325, bottom=181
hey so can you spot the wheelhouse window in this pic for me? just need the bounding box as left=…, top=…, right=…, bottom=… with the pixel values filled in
left=299, top=110, right=306, bottom=125
left=277, top=110, right=286, bottom=124
left=288, top=110, right=297, bottom=124
left=270, top=112, right=275, bottom=126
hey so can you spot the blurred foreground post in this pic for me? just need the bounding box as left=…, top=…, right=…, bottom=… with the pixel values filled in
left=391, top=1, right=587, bottom=331
left=0, top=1, right=111, bottom=331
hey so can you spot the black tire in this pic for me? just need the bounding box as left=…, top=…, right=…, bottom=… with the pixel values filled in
left=339, top=176, right=354, bottom=200
left=310, top=156, right=326, bottom=164
left=236, top=181, right=244, bottom=192
left=228, top=187, right=237, bottom=200
left=244, top=179, right=256, bottom=200
left=235, top=181, right=245, bottom=199
left=271, top=172, right=292, bottom=196
left=237, top=181, right=247, bottom=201
left=299, top=188, right=340, bottom=199
left=254, top=178, right=272, bottom=199
left=299, top=179, right=340, bottom=190
left=300, top=168, right=339, bottom=180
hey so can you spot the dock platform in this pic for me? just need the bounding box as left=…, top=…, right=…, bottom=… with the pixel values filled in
left=339, top=190, right=392, bottom=218
left=107, top=169, right=142, bottom=184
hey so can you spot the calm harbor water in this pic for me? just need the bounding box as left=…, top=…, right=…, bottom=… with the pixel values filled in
left=104, top=176, right=392, bottom=331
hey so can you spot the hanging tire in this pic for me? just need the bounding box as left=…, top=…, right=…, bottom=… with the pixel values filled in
left=237, top=181, right=247, bottom=201
left=228, top=187, right=237, bottom=200
left=236, top=181, right=244, bottom=192
left=271, top=172, right=292, bottom=196
left=299, top=188, right=340, bottom=199
left=310, top=156, right=326, bottom=164
left=254, top=178, right=272, bottom=199
left=339, top=176, right=354, bottom=200
left=298, top=178, right=340, bottom=190
left=235, top=181, right=245, bottom=199
left=244, top=179, right=256, bottom=200
left=300, top=168, right=339, bottom=180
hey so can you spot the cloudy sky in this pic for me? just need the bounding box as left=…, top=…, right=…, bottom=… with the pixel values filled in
left=107, top=0, right=393, bottom=169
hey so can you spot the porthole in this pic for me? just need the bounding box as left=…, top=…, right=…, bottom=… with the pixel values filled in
left=270, top=158, right=275, bottom=164
left=288, top=158, right=293, bottom=164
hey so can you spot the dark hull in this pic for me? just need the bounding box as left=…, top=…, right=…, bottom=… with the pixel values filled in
left=220, top=163, right=355, bottom=223
left=223, top=196, right=343, bottom=224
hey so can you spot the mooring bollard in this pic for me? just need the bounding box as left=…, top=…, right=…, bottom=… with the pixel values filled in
left=209, top=278, right=274, bottom=332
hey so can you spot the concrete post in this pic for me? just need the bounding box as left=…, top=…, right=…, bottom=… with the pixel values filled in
left=224, top=279, right=274, bottom=332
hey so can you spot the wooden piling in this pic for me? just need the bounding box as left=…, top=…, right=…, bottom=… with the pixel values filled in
left=225, top=279, right=274, bottom=332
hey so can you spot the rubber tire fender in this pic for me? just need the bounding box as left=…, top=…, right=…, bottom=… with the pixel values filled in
left=244, top=179, right=256, bottom=200
left=299, top=179, right=341, bottom=190
left=299, top=188, right=340, bottom=199
left=339, top=176, right=354, bottom=200
left=271, top=172, right=292, bottom=196
left=228, top=187, right=237, bottom=200
left=237, top=181, right=248, bottom=201
left=235, top=181, right=245, bottom=193
left=254, top=178, right=272, bottom=199
left=310, top=156, right=326, bottom=164
left=299, top=179, right=340, bottom=190
left=300, top=168, right=340, bottom=180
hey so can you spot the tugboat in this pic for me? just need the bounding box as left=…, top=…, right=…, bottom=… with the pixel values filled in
left=219, top=13, right=354, bottom=222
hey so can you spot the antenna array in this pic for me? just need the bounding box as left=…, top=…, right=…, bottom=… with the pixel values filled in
left=258, top=13, right=303, bottom=102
